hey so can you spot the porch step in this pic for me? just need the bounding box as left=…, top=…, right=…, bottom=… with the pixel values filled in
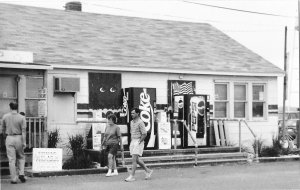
left=117, top=152, right=247, bottom=166
left=140, top=158, right=248, bottom=169
left=0, top=152, right=32, bottom=177
left=117, top=152, right=247, bottom=165
left=84, top=146, right=244, bottom=167
left=117, top=146, right=241, bottom=158
left=1, top=166, right=32, bottom=177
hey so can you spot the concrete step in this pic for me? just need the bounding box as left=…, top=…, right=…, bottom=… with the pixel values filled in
left=1, top=166, right=32, bottom=176
left=25, top=158, right=248, bottom=178
left=143, top=158, right=248, bottom=169
left=0, top=167, right=10, bottom=176
left=117, top=147, right=240, bottom=158
left=117, top=152, right=247, bottom=165
left=1, top=152, right=32, bottom=177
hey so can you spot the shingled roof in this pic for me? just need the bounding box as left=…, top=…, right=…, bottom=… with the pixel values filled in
left=0, top=3, right=283, bottom=76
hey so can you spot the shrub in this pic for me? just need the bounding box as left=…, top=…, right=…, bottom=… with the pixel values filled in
left=48, top=129, right=60, bottom=148
left=67, top=134, right=85, bottom=158
left=241, top=144, right=254, bottom=154
left=62, top=155, right=93, bottom=169
left=260, top=147, right=280, bottom=157
left=259, top=136, right=292, bottom=157
left=252, top=138, right=264, bottom=157
left=63, top=134, right=92, bottom=169
left=272, top=135, right=282, bottom=151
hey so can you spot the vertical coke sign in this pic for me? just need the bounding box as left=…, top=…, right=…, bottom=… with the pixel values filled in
left=125, top=87, right=157, bottom=149
left=139, top=88, right=156, bottom=149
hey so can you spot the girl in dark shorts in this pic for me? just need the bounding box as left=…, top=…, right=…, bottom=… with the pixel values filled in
left=102, top=114, right=123, bottom=177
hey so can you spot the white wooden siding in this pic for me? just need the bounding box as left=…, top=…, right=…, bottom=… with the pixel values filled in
left=46, top=69, right=279, bottom=152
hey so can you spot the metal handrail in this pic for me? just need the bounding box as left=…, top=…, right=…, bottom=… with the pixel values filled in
left=170, top=119, right=198, bottom=166
left=120, top=140, right=126, bottom=167
left=211, top=118, right=259, bottom=162
left=239, top=119, right=259, bottom=163
left=183, top=121, right=198, bottom=166
left=25, top=117, right=46, bottom=148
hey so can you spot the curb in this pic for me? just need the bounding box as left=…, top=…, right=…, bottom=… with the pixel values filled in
left=20, top=155, right=300, bottom=178
left=258, top=155, right=300, bottom=162
left=25, top=167, right=128, bottom=177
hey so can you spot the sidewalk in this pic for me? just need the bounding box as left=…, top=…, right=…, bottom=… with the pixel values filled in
left=1, top=161, right=300, bottom=190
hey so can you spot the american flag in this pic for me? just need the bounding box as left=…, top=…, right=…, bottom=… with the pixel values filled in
left=173, top=82, right=194, bottom=95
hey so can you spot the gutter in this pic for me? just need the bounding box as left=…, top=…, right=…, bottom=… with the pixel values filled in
left=52, top=65, right=284, bottom=77
left=0, top=62, right=53, bottom=70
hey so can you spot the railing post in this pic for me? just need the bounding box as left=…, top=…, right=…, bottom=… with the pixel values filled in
left=43, top=117, right=48, bottom=148
left=239, top=120, right=241, bottom=153
left=254, top=137, right=259, bottom=163
left=38, top=118, right=42, bottom=147
left=241, top=120, right=259, bottom=163
left=173, top=120, right=178, bottom=150
left=194, top=143, right=198, bottom=166
left=120, top=142, right=125, bottom=167
left=183, top=121, right=198, bottom=166
left=28, top=118, right=32, bottom=148
left=33, top=118, right=37, bottom=148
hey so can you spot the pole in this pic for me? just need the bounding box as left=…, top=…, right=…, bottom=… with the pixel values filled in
left=239, top=120, right=241, bottom=152
left=298, top=0, right=300, bottom=140
left=282, top=26, right=287, bottom=141
left=174, top=120, right=177, bottom=149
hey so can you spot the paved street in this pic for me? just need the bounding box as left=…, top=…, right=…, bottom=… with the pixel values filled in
left=1, top=161, right=300, bottom=190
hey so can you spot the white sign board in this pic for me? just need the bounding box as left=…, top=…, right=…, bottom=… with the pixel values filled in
left=158, top=122, right=171, bottom=149
left=92, top=123, right=106, bottom=150
left=32, top=148, right=62, bottom=171
left=0, top=50, right=33, bottom=63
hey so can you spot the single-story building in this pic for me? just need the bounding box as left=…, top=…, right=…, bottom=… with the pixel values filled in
left=0, top=3, right=284, bottom=156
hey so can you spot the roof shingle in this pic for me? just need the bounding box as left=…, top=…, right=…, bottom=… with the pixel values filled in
left=0, top=3, right=283, bottom=75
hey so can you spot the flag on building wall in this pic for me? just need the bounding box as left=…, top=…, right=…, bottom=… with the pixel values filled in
left=172, top=82, right=194, bottom=95
left=168, top=80, right=195, bottom=106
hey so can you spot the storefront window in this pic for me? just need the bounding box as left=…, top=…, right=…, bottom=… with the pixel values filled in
left=234, top=84, right=246, bottom=118
left=215, top=84, right=228, bottom=118
left=25, top=100, right=39, bottom=117
left=26, top=77, right=43, bottom=98
left=0, top=76, right=17, bottom=119
left=25, top=76, right=44, bottom=117
left=252, top=84, right=265, bottom=118
left=215, top=102, right=227, bottom=118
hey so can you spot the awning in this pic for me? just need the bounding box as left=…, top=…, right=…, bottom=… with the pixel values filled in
left=0, top=62, right=53, bottom=70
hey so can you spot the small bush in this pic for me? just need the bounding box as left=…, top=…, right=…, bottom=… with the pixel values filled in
left=63, top=134, right=92, bottom=169
left=66, top=134, right=85, bottom=158
left=259, top=136, right=293, bottom=157
left=260, top=147, right=280, bottom=157
left=241, top=144, right=254, bottom=154
left=272, top=136, right=282, bottom=151
left=252, top=138, right=264, bottom=157
left=48, top=129, right=60, bottom=148
left=62, top=155, right=93, bottom=169
left=280, top=147, right=292, bottom=155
